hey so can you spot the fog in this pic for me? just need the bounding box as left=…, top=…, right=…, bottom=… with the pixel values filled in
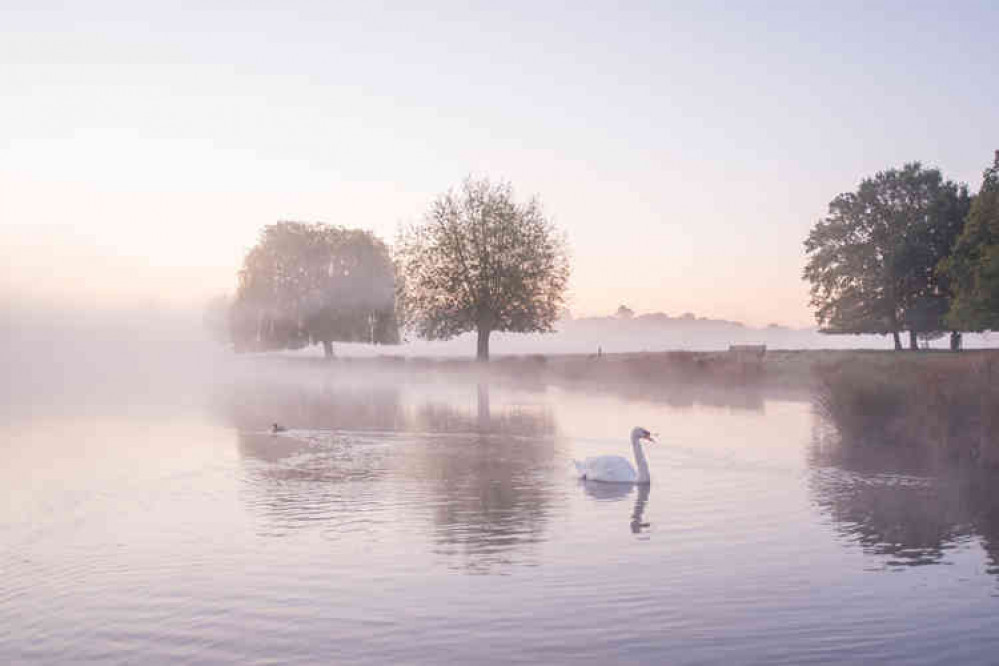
left=8, top=296, right=999, bottom=664
left=397, top=315, right=998, bottom=356
left=4, top=299, right=995, bottom=408
left=5, top=2, right=998, bottom=661
left=0, top=301, right=225, bottom=421
left=0, top=298, right=798, bottom=433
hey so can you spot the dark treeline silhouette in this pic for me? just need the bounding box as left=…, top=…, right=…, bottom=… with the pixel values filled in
left=944, top=151, right=999, bottom=333
left=804, top=152, right=999, bottom=350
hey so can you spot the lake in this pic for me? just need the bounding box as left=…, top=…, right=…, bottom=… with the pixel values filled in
left=3, top=354, right=999, bottom=665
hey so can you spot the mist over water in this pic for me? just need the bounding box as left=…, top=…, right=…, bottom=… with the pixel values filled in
left=3, top=311, right=999, bottom=665
left=4, top=0, right=997, bottom=659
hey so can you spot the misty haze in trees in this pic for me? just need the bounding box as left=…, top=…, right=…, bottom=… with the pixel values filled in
left=230, top=222, right=398, bottom=357
left=202, top=294, right=231, bottom=344
left=803, top=163, right=971, bottom=350
left=943, top=151, right=999, bottom=332
left=395, top=177, right=570, bottom=360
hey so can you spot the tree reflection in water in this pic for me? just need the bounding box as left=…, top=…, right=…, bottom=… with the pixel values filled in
left=810, top=411, right=999, bottom=576
left=225, top=372, right=560, bottom=573
left=236, top=430, right=393, bottom=537
left=218, top=368, right=406, bottom=434
left=402, top=382, right=559, bottom=574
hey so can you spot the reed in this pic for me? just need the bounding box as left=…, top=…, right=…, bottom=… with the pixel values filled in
left=815, top=353, right=999, bottom=468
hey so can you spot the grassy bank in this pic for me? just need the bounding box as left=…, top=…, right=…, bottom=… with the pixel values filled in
left=373, top=349, right=823, bottom=388
left=813, top=352, right=999, bottom=468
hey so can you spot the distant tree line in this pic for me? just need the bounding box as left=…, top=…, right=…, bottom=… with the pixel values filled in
left=804, top=151, right=999, bottom=350
left=223, top=177, right=569, bottom=360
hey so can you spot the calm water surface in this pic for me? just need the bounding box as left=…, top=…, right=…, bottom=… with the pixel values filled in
left=3, top=357, right=999, bottom=664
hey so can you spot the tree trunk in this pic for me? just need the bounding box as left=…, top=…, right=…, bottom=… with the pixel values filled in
left=322, top=340, right=334, bottom=359
left=477, top=382, right=491, bottom=429
left=476, top=327, right=491, bottom=361
left=892, top=329, right=902, bottom=351
left=909, top=330, right=918, bottom=351
left=950, top=331, right=963, bottom=351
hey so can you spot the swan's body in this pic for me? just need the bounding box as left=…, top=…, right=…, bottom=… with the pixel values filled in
left=574, top=456, right=642, bottom=484
left=270, top=423, right=287, bottom=434
left=574, top=427, right=654, bottom=484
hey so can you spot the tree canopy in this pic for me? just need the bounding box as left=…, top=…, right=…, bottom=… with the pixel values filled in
left=395, top=177, right=569, bottom=360
left=803, top=163, right=970, bottom=350
left=942, top=151, right=999, bottom=332
left=230, top=222, right=398, bottom=356
left=615, top=305, right=635, bottom=319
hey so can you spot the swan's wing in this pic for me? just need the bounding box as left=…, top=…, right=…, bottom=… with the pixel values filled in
left=581, top=455, right=636, bottom=483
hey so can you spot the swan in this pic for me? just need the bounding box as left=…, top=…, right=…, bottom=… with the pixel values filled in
left=574, top=427, right=655, bottom=484
left=270, top=423, right=287, bottom=434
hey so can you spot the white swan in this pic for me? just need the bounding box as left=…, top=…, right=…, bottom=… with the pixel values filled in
left=574, top=427, right=655, bottom=484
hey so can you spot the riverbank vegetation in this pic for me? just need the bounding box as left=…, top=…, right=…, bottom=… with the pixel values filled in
left=814, top=352, right=999, bottom=469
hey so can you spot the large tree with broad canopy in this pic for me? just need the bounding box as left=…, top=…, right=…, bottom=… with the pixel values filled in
left=230, top=222, right=398, bottom=356
left=395, top=177, right=569, bottom=360
left=803, top=163, right=970, bottom=350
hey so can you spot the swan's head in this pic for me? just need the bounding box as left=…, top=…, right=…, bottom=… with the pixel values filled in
left=631, top=427, right=654, bottom=443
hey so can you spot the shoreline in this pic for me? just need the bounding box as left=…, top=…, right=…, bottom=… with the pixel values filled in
left=241, top=347, right=999, bottom=391
left=239, top=349, right=999, bottom=465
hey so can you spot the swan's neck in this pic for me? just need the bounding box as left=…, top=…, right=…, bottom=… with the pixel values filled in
left=631, top=436, right=651, bottom=483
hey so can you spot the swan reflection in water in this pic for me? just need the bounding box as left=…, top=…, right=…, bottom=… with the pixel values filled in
left=580, top=481, right=652, bottom=534
left=630, top=484, right=651, bottom=534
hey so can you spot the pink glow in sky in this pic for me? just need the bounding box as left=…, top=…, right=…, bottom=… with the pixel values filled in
left=1, top=1, right=995, bottom=326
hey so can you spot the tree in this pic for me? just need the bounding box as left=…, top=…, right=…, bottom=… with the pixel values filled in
left=943, top=151, right=999, bottom=333
left=396, top=177, right=570, bottom=360
left=615, top=304, right=635, bottom=319
left=898, top=170, right=972, bottom=349
left=230, top=222, right=398, bottom=357
left=803, top=163, right=970, bottom=350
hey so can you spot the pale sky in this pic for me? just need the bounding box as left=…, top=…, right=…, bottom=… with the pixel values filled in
left=1, top=1, right=995, bottom=326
